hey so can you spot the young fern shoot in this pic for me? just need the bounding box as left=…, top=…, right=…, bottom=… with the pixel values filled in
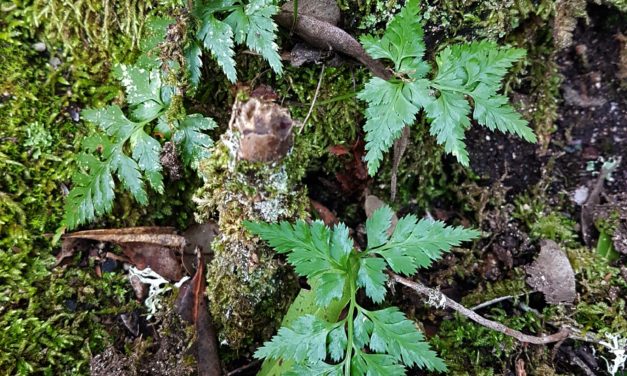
left=358, top=0, right=537, bottom=175
left=245, top=205, right=480, bottom=375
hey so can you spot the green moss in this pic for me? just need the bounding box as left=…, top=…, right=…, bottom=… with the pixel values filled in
left=0, top=33, right=145, bottom=375
left=529, top=212, right=577, bottom=245
left=512, top=193, right=578, bottom=246
left=561, top=248, right=627, bottom=336
left=0, top=250, right=135, bottom=374
left=279, top=65, right=367, bottom=151
left=31, top=0, right=157, bottom=63
left=431, top=308, right=547, bottom=375
left=461, top=274, right=528, bottom=308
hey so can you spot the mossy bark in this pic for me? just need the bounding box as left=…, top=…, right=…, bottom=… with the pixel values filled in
left=195, top=97, right=309, bottom=348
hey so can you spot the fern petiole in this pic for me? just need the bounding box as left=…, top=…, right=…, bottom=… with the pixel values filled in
left=312, top=92, right=358, bottom=106
left=343, top=276, right=357, bottom=375
left=430, top=82, right=472, bottom=96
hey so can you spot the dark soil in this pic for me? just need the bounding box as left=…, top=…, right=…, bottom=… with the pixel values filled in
left=552, top=4, right=627, bottom=195
left=396, top=4, right=626, bottom=376
left=466, top=4, right=626, bottom=197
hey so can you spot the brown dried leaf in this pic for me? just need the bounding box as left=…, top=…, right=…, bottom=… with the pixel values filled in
left=526, top=240, right=576, bottom=304
left=55, top=237, right=94, bottom=267
left=310, top=199, right=338, bottom=226
left=175, top=251, right=221, bottom=376
left=390, top=126, right=410, bottom=201
left=328, top=144, right=350, bottom=156
left=62, top=227, right=185, bottom=281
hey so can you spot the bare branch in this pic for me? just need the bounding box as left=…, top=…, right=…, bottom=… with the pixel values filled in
left=389, top=273, right=571, bottom=345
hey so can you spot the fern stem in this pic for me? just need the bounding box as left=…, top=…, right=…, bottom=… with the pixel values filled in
left=430, top=83, right=472, bottom=96
left=344, top=278, right=357, bottom=375
left=313, top=92, right=357, bottom=106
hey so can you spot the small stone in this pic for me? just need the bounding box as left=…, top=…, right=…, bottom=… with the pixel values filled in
left=49, top=57, right=62, bottom=69
left=573, top=185, right=589, bottom=205
left=32, top=42, right=46, bottom=52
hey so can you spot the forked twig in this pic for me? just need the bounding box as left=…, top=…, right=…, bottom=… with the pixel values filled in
left=389, top=273, right=571, bottom=345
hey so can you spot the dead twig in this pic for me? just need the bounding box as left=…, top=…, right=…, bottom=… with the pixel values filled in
left=470, top=295, right=517, bottom=311
left=300, top=63, right=325, bottom=134
left=226, top=359, right=262, bottom=376
left=389, top=273, right=571, bottom=345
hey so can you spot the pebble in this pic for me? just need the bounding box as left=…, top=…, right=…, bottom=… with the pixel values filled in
left=32, top=42, right=46, bottom=52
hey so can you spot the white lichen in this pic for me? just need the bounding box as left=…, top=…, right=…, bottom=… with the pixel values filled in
left=599, top=333, right=627, bottom=375
left=128, top=267, right=189, bottom=319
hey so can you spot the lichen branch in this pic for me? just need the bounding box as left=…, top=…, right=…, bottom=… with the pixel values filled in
left=389, top=272, right=571, bottom=345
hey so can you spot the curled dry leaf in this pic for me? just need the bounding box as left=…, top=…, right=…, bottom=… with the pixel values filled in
left=182, top=222, right=219, bottom=273
left=526, top=240, right=576, bottom=304
left=310, top=198, right=338, bottom=226
left=275, top=0, right=391, bottom=79
left=391, top=126, right=410, bottom=201
left=332, top=139, right=369, bottom=195
left=61, top=227, right=185, bottom=281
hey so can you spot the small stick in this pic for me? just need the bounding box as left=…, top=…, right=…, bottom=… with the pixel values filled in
left=226, top=359, right=262, bottom=376
left=389, top=273, right=571, bottom=345
left=471, top=294, right=523, bottom=311
left=300, top=64, right=325, bottom=134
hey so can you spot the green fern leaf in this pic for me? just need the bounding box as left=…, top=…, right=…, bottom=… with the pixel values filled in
left=357, top=257, right=387, bottom=303
left=365, top=204, right=393, bottom=248
left=472, top=85, right=537, bottom=142
left=63, top=152, right=115, bottom=229
left=225, top=0, right=282, bottom=75
left=352, top=353, right=406, bottom=376
left=359, top=0, right=426, bottom=75
left=328, top=325, right=348, bottom=362
left=365, top=307, right=447, bottom=371
left=249, top=204, right=472, bottom=374
left=184, top=42, right=203, bottom=88
left=424, top=90, right=471, bottom=165
left=196, top=14, right=237, bottom=82
left=358, top=78, right=430, bottom=175
left=287, top=362, right=342, bottom=376
left=245, top=220, right=352, bottom=306
left=254, top=315, right=334, bottom=362
left=82, top=106, right=135, bottom=141
left=130, top=129, right=163, bottom=193
left=428, top=42, right=534, bottom=164
left=172, top=114, right=216, bottom=170
left=110, top=152, right=148, bottom=204
left=359, top=1, right=534, bottom=174
left=370, top=208, right=480, bottom=272
left=113, top=64, right=162, bottom=106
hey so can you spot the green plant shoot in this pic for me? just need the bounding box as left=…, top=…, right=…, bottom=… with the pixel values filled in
left=358, top=0, right=536, bottom=175
left=245, top=205, right=480, bottom=375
